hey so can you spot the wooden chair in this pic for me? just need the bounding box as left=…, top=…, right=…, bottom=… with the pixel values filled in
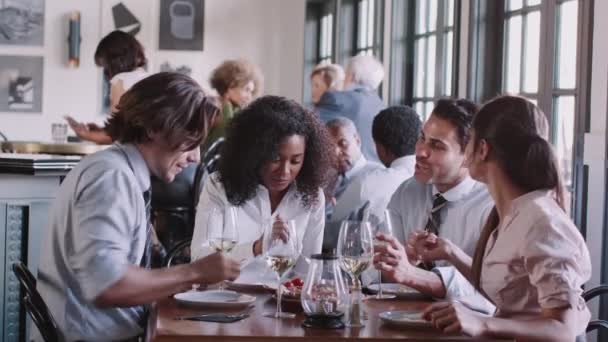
left=163, top=239, right=192, bottom=267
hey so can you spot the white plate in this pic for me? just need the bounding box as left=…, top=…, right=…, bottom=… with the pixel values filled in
left=367, top=283, right=429, bottom=299
left=174, top=290, right=256, bottom=309
left=379, top=310, right=433, bottom=329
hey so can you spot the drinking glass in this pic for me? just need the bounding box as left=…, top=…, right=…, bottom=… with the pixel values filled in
left=369, top=209, right=396, bottom=299
left=205, top=206, right=238, bottom=291
left=337, top=220, right=373, bottom=327
left=263, top=219, right=299, bottom=318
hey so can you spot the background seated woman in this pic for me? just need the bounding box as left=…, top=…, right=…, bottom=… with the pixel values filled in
left=191, top=95, right=332, bottom=283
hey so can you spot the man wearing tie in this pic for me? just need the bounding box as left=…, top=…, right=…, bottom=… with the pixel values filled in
left=373, top=99, right=494, bottom=312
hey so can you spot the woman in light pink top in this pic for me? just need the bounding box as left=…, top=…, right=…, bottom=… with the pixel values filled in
left=413, top=96, right=591, bottom=340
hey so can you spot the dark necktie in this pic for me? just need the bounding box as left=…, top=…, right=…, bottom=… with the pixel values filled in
left=424, top=193, right=448, bottom=235
left=421, top=194, right=447, bottom=270
left=140, top=189, right=152, bottom=269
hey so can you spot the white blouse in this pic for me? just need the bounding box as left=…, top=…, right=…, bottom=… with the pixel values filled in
left=481, top=190, right=591, bottom=334
left=191, top=173, right=325, bottom=279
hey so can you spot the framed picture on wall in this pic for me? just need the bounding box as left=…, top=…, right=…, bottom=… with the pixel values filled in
left=0, top=0, right=45, bottom=46
left=0, top=56, right=43, bottom=113
left=159, top=0, right=204, bottom=51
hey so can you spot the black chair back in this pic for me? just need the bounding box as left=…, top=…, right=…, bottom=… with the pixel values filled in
left=164, top=239, right=192, bottom=267
left=12, top=262, right=59, bottom=342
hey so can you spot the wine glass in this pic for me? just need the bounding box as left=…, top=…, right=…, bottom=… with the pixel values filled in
left=369, top=209, right=396, bottom=299
left=337, top=220, right=373, bottom=327
left=205, top=206, right=238, bottom=291
left=263, top=219, right=299, bottom=319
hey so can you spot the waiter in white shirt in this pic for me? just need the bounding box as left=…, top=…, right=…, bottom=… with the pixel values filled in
left=373, top=99, right=494, bottom=312
left=331, top=105, right=421, bottom=223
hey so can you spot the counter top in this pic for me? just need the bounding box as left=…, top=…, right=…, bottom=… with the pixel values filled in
left=0, top=153, right=81, bottom=176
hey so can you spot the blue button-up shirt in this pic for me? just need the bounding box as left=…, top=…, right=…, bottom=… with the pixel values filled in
left=35, top=144, right=150, bottom=341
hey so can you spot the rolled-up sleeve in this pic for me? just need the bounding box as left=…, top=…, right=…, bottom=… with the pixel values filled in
left=68, top=166, right=140, bottom=302
left=433, top=266, right=496, bottom=314
left=523, top=217, right=592, bottom=310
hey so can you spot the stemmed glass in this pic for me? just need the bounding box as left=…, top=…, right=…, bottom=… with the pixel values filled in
left=368, top=209, right=396, bottom=299
left=205, top=206, right=238, bottom=291
left=337, top=220, right=373, bottom=327
left=263, top=220, right=299, bottom=319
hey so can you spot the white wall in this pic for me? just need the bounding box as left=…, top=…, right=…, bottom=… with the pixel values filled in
left=0, top=0, right=307, bottom=141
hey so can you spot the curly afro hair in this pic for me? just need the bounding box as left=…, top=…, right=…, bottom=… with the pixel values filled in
left=218, top=95, right=333, bottom=209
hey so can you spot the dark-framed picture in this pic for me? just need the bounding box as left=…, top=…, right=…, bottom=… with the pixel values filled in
left=0, top=0, right=45, bottom=46
left=159, top=0, right=204, bottom=51
left=0, top=55, right=43, bottom=112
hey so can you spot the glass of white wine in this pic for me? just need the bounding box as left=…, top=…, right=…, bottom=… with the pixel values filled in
left=263, top=219, right=299, bottom=319
left=206, top=206, right=238, bottom=291
left=337, top=220, right=373, bottom=327
left=370, top=209, right=396, bottom=299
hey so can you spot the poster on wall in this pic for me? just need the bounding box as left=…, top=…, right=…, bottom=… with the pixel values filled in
left=0, top=56, right=43, bottom=112
left=0, top=0, right=45, bottom=46
left=159, top=0, right=204, bottom=51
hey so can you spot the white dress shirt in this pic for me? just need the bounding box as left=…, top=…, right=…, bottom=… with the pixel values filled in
left=385, top=176, right=495, bottom=312
left=192, top=173, right=325, bottom=281
left=332, top=155, right=415, bottom=222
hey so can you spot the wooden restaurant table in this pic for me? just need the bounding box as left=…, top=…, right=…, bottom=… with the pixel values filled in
left=147, top=289, right=511, bottom=342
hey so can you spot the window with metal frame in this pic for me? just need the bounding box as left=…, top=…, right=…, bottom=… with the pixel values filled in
left=390, top=0, right=459, bottom=120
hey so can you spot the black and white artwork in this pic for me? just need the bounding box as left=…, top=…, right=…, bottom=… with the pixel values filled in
left=159, top=0, right=204, bottom=51
left=160, top=61, right=192, bottom=76
left=0, top=0, right=45, bottom=46
left=0, top=56, right=43, bottom=112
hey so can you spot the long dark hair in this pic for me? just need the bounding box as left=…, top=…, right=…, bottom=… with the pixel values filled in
left=471, top=95, right=565, bottom=289
left=218, top=95, right=333, bottom=209
left=94, top=30, right=147, bottom=79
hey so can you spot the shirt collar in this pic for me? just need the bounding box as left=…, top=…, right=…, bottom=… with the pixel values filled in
left=345, top=84, right=373, bottom=92
left=345, top=155, right=367, bottom=179
left=432, top=176, right=476, bottom=202
left=115, top=143, right=151, bottom=193
left=389, top=155, right=416, bottom=170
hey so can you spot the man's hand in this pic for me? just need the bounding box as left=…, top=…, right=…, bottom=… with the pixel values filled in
left=373, top=233, right=413, bottom=284
left=190, top=252, right=240, bottom=284
left=411, top=232, right=454, bottom=263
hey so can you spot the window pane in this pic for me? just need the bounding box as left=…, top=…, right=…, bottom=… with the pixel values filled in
left=446, top=0, right=454, bottom=27
left=527, top=0, right=541, bottom=6
left=444, top=30, right=453, bottom=95
left=508, top=0, right=523, bottom=11
left=426, top=35, right=436, bottom=96
left=505, top=15, right=522, bottom=93
left=557, top=0, right=578, bottom=89
left=416, top=0, right=427, bottom=34
left=367, top=0, right=375, bottom=47
left=554, top=95, right=576, bottom=213
left=358, top=0, right=368, bottom=48
left=429, top=0, right=438, bottom=32
left=425, top=101, right=435, bottom=120
left=523, top=11, right=540, bottom=93
left=414, top=101, right=425, bottom=121
left=414, top=38, right=426, bottom=97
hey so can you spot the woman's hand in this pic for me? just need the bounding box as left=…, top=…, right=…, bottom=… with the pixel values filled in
left=253, top=216, right=290, bottom=256
left=373, top=234, right=414, bottom=284
left=423, top=301, right=488, bottom=337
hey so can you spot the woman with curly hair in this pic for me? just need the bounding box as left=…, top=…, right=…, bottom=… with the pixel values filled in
left=191, top=95, right=333, bottom=279
left=202, top=58, right=264, bottom=153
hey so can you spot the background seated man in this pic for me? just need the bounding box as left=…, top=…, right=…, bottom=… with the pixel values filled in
left=331, top=105, right=421, bottom=223
left=323, top=117, right=381, bottom=251
left=316, top=55, right=385, bottom=163
left=35, top=72, right=241, bottom=341
left=373, top=99, right=495, bottom=313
